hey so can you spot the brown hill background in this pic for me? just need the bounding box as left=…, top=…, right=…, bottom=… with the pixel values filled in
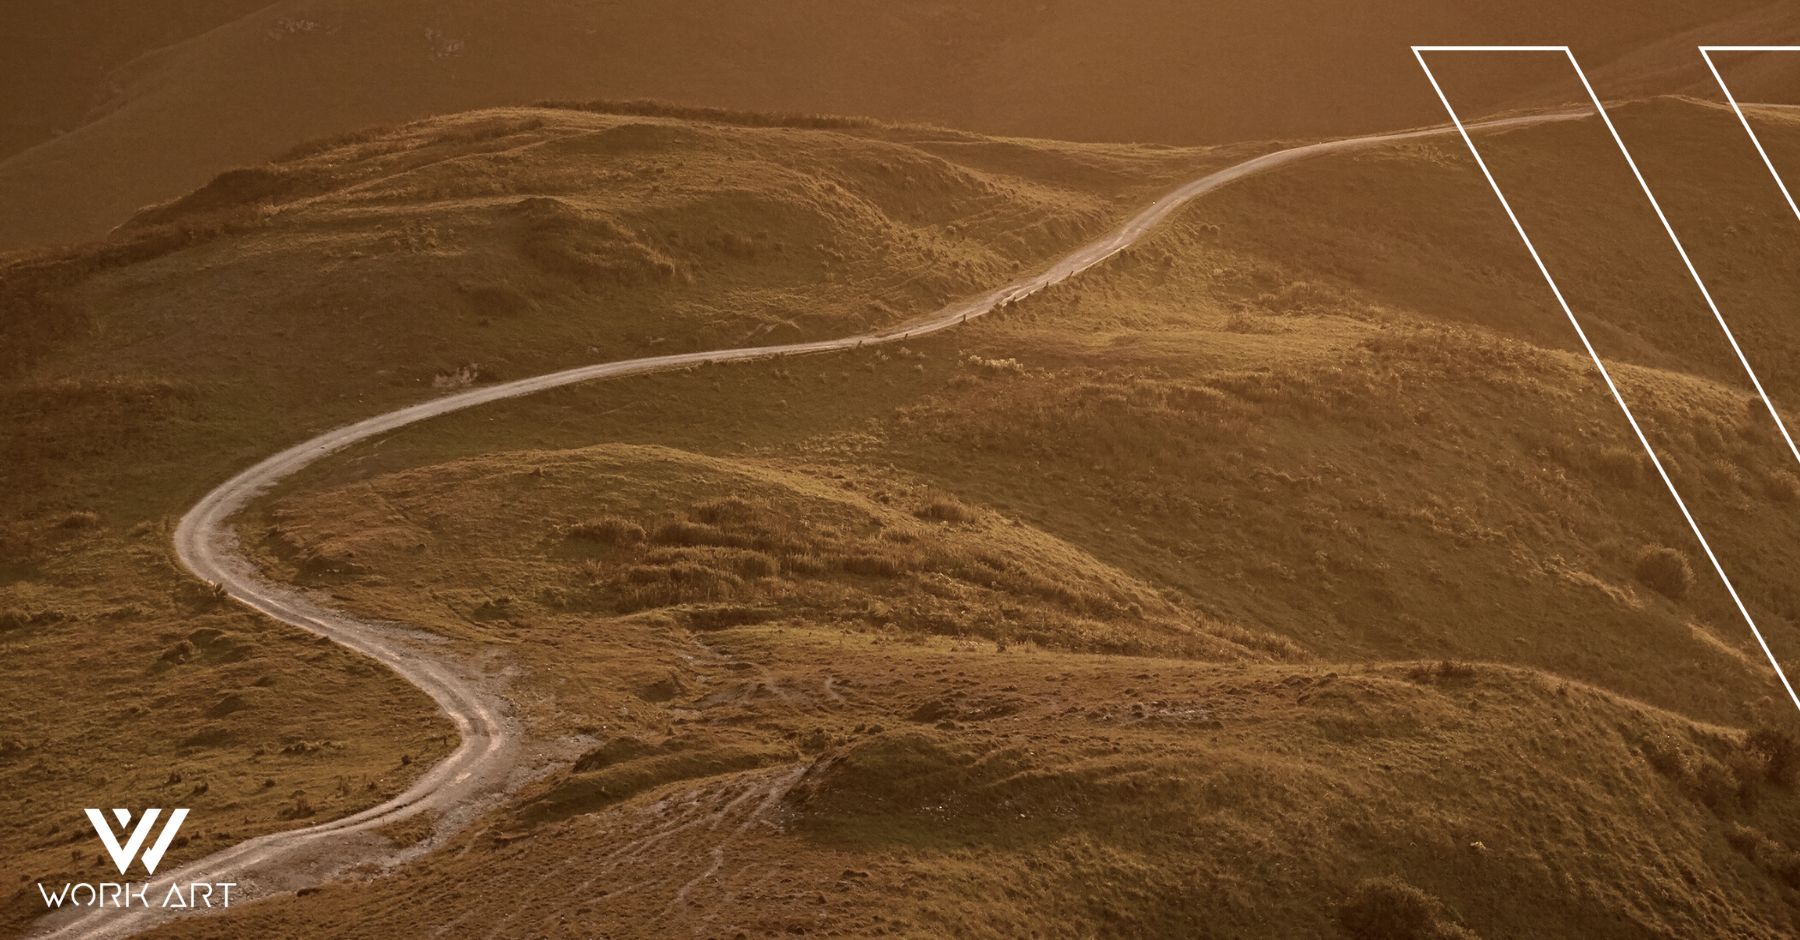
left=3, top=0, right=1799, bottom=250
left=40, top=95, right=1800, bottom=938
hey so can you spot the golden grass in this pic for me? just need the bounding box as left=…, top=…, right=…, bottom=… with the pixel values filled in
left=0, top=524, right=448, bottom=933
left=19, top=93, right=1800, bottom=937
left=0, top=109, right=1226, bottom=935
left=135, top=96, right=1800, bottom=937
left=120, top=632, right=1800, bottom=939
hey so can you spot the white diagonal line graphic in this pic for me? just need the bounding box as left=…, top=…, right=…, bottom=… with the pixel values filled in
left=1700, top=47, right=1800, bottom=226
left=1564, top=50, right=1800, bottom=473
left=1412, top=45, right=1800, bottom=716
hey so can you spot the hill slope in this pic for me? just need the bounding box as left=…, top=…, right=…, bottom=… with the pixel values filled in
left=15, top=90, right=1800, bottom=936
left=2, top=0, right=1798, bottom=248
left=0, top=110, right=1217, bottom=933
left=93, top=95, right=1800, bottom=936
left=0, top=0, right=268, bottom=159
left=1, top=104, right=1213, bottom=519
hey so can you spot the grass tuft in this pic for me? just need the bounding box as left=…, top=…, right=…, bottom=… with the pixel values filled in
left=1633, top=546, right=1694, bottom=601
left=565, top=516, right=647, bottom=546
left=914, top=493, right=978, bottom=524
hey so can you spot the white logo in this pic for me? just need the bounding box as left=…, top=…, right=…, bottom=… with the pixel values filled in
left=84, top=808, right=189, bottom=876
left=36, top=806, right=232, bottom=910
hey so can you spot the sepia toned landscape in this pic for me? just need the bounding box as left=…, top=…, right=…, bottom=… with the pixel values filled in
left=9, top=4, right=1800, bottom=938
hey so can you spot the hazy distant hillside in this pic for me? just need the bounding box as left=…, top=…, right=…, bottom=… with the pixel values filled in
left=0, top=0, right=268, bottom=158
left=0, top=0, right=1795, bottom=249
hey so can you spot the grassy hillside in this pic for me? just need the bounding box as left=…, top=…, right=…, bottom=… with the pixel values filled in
left=2, top=0, right=1798, bottom=248
left=119, top=96, right=1800, bottom=936
left=0, top=521, right=452, bottom=935
left=0, top=109, right=1217, bottom=933
left=134, top=644, right=1800, bottom=938
left=2, top=104, right=1212, bottom=520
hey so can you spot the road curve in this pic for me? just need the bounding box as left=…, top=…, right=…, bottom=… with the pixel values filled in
left=32, top=107, right=1584, bottom=939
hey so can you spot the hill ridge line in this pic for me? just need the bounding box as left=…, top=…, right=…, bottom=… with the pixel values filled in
left=30, top=106, right=1585, bottom=939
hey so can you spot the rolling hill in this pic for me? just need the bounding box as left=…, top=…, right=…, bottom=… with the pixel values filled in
left=0, top=106, right=1225, bottom=934
left=3, top=0, right=1799, bottom=249
left=12, top=9, right=1800, bottom=920
left=12, top=93, right=1795, bottom=936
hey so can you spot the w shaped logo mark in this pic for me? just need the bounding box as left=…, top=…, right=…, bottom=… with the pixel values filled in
left=85, top=808, right=189, bottom=875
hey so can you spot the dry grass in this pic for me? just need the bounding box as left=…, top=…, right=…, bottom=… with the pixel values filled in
left=3, top=105, right=1206, bottom=523
left=24, top=95, right=1800, bottom=939
left=914, top=493, right=979, bottom=524
left=0, top=524, right=448, bottom=934
left=127, top=640, right=1800, bottom=939
left=138, top=97, right=1800, bottom=937
left=0, top=115, right=1215, bottom=936
left=249, top=446, right=1281, bottom=662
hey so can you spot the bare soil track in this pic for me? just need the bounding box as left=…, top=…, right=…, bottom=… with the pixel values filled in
left=32, top=108, right=1584, bottom=939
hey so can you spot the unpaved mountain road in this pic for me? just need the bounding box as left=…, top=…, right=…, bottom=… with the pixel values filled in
left=31, top=107, right=1587, bottom=939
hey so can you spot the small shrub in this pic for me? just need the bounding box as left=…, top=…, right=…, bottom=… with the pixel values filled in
left=839, top=553, right=906, bottom=578
left=1336, top=877, right=1469, bottom=940
left=915, top=494, right=978, bottom=524
left=1589, top=446, right=1646, bottom=487
left=1764, top=471, right=1800, bottom=504
left=784, top=553, right=828, bottom=576
left=1727, top=748, right=1767, bottom=811
left=1641, top=735, right=1688, bottom=779
left=159, top=639, right=197, bottom=664
left=282, top=791, right=316, bottom=820
left=650, top=520, right=732, bottom=547
left=1692, top=759, right=1738, bottom=809
left=692, top=497, right=757, bottom=526
left=1747, top=728, right=1800, bottom=788
left=1633, top=546, right=1693, bottom=600
left=1723, top=823, right=1800, bottom=888
left=431, top=363, right=490, bottom=390
left=1726, top=822, right=1765, bottom=860
left=1407, top=660, right=1476, bottom=684
left=565, top=516, right=646, bottom=546
left=616, top=561, right=743, bottom=609
left=57, top=511, right=100, bottom=530
left=732, top=551, right=779, bottom=579
left=962, top=354, right=1026, bottom=376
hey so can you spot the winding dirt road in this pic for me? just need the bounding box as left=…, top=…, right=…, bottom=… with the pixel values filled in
left=32, top=108, right=1584, bottom=939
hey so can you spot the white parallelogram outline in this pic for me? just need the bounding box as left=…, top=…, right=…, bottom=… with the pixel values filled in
left=1701, top=47, right=1800, bottom=225
left=1412, top=45, right=1800, bottom=715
